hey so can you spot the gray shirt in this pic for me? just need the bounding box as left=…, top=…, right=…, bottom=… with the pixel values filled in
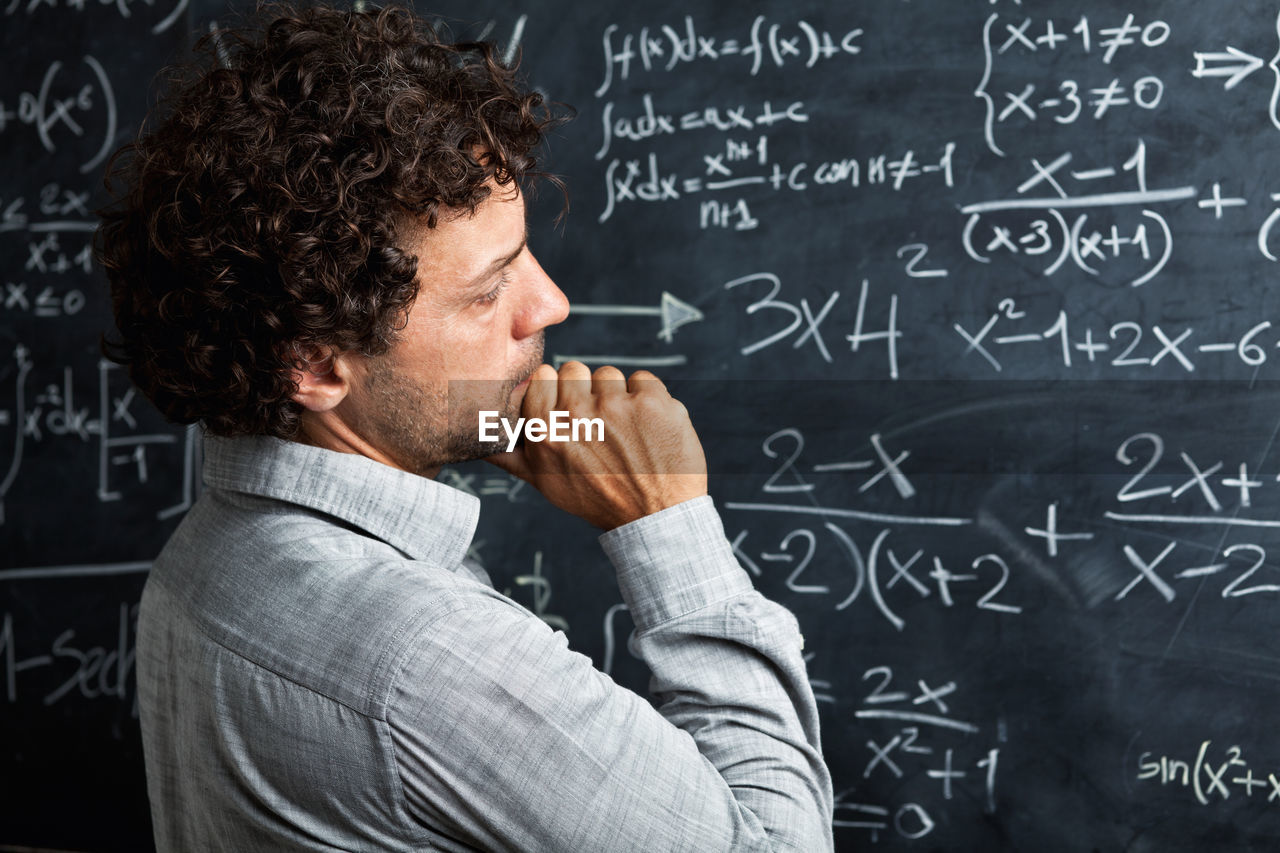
left=138, top=435, right=834, bottom=851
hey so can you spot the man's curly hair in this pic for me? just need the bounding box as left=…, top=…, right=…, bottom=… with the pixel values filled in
left=96, top=2, right=563, bottom=438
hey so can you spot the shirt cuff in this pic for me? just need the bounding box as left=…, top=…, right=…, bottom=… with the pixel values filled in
left=598, top=495, right=753, bottom=633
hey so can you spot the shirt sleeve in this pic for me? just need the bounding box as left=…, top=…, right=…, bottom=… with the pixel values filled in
left=386, top=495, right=834, bottom=852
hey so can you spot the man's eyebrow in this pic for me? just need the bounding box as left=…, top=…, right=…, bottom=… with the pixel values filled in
left=466, top=230, right=527, bottom=290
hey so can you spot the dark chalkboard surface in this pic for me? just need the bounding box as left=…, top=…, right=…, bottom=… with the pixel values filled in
left=6, top=0, right=1280, bottom=849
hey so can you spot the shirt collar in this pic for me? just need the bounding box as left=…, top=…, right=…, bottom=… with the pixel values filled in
left=201, top=434, right=480, bottom=568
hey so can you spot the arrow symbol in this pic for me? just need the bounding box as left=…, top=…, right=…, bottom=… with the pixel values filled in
left=1192, top=46, right=1264, bottom=90
left=569, top=291, right=705, bottom=342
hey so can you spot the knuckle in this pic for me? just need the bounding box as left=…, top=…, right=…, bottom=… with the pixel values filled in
left=636, top=393, right=670, bottom=417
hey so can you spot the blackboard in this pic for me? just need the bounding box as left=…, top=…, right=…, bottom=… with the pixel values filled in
left=6, top=0, right=1280, bottom=849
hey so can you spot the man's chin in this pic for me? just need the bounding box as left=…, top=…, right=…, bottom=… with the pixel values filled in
left=439, top=400, right=523, bottom=466
left=448, top=438, right=509, bottom=465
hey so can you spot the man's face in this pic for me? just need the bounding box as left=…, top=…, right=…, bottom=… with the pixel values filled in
left=338, top=182, right=569, bottom=476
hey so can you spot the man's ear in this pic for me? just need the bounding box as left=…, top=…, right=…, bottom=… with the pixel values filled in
left=289, top=344, right=351, bottom=413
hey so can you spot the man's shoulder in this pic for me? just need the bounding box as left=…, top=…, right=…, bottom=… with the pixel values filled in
left=144, top=485, right=514, bottom=718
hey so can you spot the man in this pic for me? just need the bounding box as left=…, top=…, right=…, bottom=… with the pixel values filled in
left=96, top=3, right=833, bottom=850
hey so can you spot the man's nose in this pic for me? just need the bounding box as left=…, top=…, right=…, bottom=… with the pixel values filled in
left=517, top=254, right=570, bottom=338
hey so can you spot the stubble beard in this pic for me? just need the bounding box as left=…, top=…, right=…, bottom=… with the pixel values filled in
left=360, top=336, right=544, bottom=476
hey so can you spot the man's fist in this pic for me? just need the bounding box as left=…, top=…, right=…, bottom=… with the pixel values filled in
left=485, top=362, right=708, bottom=530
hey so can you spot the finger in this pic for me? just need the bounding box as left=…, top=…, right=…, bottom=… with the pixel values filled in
left=591, top=364, right=626, bottom=397
left=591, top=364, right=625, bottom=382
left=556, top=360, right=592, bottom=409
left=557, top=360, right=591, bottom=381
left=521, top=363, right=559, bottom=420
left=626, top=369, right=668, bottom=395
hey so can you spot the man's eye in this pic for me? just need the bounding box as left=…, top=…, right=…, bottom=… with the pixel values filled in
left=478, top=271, right=512, bottom=304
